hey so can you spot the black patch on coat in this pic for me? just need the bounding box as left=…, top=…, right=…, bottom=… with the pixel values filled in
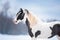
left=48, top=24, right=60, bottom=38
left=35, top=30, right=41, bottom=38
left=25, top=18, right=34, bottom=37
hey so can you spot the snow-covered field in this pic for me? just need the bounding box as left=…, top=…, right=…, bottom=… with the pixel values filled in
left=0, top=34, right=58, bottom=40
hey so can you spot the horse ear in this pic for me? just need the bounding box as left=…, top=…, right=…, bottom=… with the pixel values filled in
left=20, top=8, right=23, bottom=13
left=20, top=8, right=22, bottom=10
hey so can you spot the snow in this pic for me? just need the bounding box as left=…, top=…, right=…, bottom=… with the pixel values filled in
left=0, top=34, right=58, bottom=40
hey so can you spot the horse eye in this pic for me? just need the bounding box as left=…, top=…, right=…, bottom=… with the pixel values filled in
left=16, top=10, right=22, bottom=15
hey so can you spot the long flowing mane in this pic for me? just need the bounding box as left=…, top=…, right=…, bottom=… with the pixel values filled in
left=25, top=9, right=38, bottom=26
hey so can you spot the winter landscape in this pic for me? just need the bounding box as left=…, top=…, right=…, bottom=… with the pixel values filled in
left=0, top=0, right=60, bottom=40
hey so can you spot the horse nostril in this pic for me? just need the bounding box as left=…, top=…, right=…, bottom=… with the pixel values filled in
left=16, top=21, right=17, bottom=22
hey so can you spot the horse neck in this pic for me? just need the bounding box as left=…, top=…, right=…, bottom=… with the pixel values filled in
left=27, top=13, right=37, bottom=26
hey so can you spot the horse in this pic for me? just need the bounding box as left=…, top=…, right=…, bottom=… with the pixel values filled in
left=13, top=8, right=60, bottom=40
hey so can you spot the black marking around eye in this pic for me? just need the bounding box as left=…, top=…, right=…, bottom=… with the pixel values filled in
left=35, top=30, right=41, bottom=38
left=16, top=8, right=23, bottom=15
left=48, top=24, right=60, bottom=38
left=16, top=8, right=25, bottom=20
left=17, top=13, right=25, bottom=20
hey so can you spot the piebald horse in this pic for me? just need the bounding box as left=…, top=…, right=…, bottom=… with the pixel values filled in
left=13, top=8, right=60, bottom=40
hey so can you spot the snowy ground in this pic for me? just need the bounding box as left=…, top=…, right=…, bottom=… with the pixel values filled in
left=0, top=34, right=58, bottom=40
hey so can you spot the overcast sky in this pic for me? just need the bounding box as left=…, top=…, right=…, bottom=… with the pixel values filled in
left=0, top=0, right=60, bottom=20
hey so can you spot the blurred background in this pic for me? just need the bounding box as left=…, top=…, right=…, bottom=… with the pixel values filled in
left=0, top=0, right=28, bottom=35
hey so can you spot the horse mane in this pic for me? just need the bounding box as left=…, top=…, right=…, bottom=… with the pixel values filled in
left=25, top=9, right=37, bottom=26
